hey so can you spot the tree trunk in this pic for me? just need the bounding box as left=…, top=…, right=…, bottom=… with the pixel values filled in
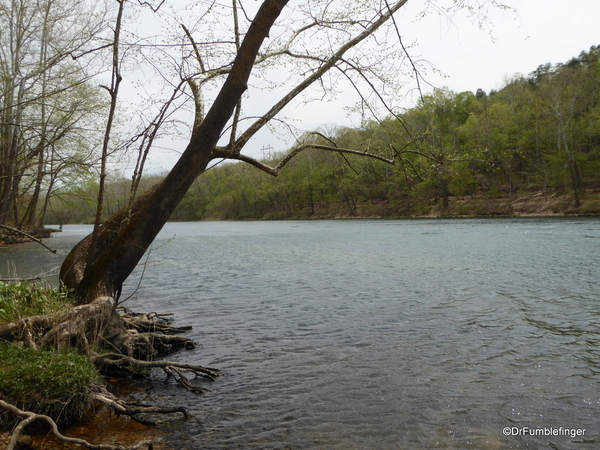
left=440, top=178, right=449, bottom=210
left=61, top=0, right=289, bottom=303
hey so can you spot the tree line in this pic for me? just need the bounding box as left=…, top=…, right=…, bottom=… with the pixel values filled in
left=0, top=0, right=109, bottom=231
left=45, top=45, right=600, bottom=223
left=2, top=0, right=598, bottom=228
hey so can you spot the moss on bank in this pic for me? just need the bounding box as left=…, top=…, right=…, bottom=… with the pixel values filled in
left=0, top=342, right=101, bottom=428
left=0, top=282, right=101, bottom=429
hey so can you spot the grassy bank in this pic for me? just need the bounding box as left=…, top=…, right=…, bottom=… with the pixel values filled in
left=0, top=282, right=101, bottom=429
left=0, top=282, right=73, bottom=321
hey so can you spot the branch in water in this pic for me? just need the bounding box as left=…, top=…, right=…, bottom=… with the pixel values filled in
left=0, top=224, right=57, bottom=254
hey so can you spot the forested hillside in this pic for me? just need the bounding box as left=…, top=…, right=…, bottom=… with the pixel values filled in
left=47, top=45, right=600, bottom=223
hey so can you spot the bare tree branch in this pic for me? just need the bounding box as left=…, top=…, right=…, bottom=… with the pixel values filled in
left=229, top=0, right=410, bottom=154
left=216, top=138, right=395, bottom=177
left=181, top=24, right=206, bottom=73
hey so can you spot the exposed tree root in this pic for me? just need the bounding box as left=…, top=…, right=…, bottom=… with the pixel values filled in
left=91, top=353, right=220, bottom=392
left=91, top=386, right=191, bottom=424
left=117, top=308, right=193, bottom=334
left=0, top=297, right=202, bottom=362
left=0, top=399, right=153, bottom=450
left=0, top=296, right=220, bottom=448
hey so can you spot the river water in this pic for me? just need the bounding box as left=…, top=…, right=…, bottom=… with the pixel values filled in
left=2, top=218, right=600, bottom=449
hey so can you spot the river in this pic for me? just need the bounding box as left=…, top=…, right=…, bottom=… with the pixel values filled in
left=2, top=218, right=600, bottom=449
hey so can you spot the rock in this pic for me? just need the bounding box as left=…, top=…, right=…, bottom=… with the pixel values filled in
left=17, top=434, right=33, bottom=448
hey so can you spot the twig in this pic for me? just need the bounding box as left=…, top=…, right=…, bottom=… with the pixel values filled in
left=0, top=266, right=60, bottom=283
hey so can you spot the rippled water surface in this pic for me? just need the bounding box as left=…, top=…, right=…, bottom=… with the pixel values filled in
left=3, top=218, right=600, bottom=449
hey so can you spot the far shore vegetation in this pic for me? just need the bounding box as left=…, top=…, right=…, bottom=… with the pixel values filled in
left=39, top=45, right=600, bottom=225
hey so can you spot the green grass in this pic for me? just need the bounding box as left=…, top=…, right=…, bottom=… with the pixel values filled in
left=0, top=282, right=100, bottom=427
left=0, top=342, right=100, bottom=400
left=0, top=281, right=73, bottom=322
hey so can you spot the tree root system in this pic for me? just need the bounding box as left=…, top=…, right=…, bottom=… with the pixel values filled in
left=0, top=297, right=219, bottom=449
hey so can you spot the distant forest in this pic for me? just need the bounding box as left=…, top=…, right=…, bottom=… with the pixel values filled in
left=48, top=45, right=600, bottom=223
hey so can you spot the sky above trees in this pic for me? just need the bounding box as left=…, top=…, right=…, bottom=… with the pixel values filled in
left=404, top=0, right=600, bottom=95
left=122, top=0, right=600, bottom=174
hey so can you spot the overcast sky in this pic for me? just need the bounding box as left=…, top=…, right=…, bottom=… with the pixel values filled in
left=133, top=0, right=600, bottom=174
left=401, top=0, right=600, bottom=95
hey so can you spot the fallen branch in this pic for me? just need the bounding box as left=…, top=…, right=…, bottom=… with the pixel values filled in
left=0, top=224, right=57, bottom=253
left=0, top=399, right=153, bottom=450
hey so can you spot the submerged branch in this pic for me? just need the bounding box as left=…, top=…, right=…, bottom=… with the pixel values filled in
left=92, top=386, right=191, bottom=422
left=91, top=353, right=221, bottom=386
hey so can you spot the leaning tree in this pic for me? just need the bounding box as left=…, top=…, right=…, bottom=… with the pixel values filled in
left=60, top=0, right=511, bottom=303
left=55, top=0, right=416, bottom=363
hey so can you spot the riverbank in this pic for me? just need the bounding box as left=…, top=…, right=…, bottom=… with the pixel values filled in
left=0, top=283, right=100, bottom=449
left=0, top=280, right=213, bottom=449
left=247, top=190, right=600, bottom=220
left=414, top=190, right=600, bottom=218
left=1, top=191, right=599, bottom=248
left=0, top=226, right=55, bottom=246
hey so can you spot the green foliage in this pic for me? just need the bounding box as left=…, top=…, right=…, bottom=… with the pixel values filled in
left=47, top=45, right=600, bottom=221
left=0, top=284, right=98, bottom=427
left=0, top=282, right=73, bottom=322
left=0, top=342, right=99, bottom=400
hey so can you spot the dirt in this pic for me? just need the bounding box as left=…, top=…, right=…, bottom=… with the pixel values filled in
left=0, top=405, right=167, bottom=449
